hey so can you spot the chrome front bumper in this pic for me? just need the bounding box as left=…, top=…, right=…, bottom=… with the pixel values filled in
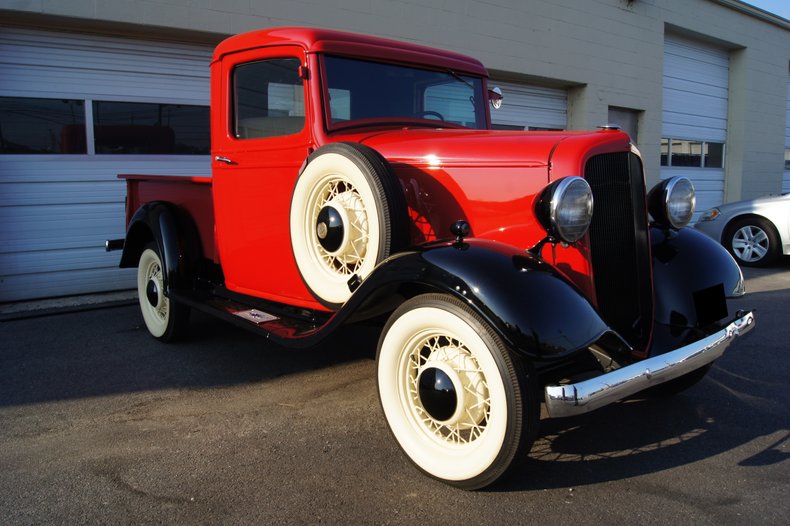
left=544, top=311, right=755, bottom=418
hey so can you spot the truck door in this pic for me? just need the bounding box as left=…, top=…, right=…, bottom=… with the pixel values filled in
left=212, top=45, right=316, bottom=307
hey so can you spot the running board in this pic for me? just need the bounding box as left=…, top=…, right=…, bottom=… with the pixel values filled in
left=168, top=289, right=337, bottom=349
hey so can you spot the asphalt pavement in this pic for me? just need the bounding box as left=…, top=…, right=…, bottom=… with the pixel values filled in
left=1, top=262, right=788, bottom=525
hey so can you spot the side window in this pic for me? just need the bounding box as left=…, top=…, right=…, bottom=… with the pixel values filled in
left=233, top=58, right=305, bottom=139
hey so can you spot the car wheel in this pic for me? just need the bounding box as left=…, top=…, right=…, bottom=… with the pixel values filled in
left=290, top=143, right=408, bottom=308
left=724, top=217, right=780, bottom=267
left=137, top=242, right=190, bottom=341
left=376, top=293, right=538, bottom=489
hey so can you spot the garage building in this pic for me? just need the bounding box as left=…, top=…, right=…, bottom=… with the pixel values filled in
left=1, top=0, right=788, bottom=302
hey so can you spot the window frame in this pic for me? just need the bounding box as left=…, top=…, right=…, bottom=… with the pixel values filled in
left=230, top=57, right=307, bottom=141
left=660, top=137, right=726, bottom=169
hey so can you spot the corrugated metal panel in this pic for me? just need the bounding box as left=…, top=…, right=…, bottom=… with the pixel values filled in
left=661, top=34, right=729, bottom=217
left=662, top=35, right=729, bottom=143
left=0, top=156, right=210, bottom=301
left=490, top=81, right=567, bottom=130
left=0, top=28, right=211, bottom=103
left=0, top=28, right=212, bottom=302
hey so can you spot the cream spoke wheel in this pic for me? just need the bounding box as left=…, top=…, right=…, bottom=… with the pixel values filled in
left=404, top=335, right=490, bottom=445
left=377, top=294, right=538, bottom=489
left=136, top=242, right=189, bottom=341
left=309, top=182, right=370, bottom=276
left=290, top=143, right=408, bottom=308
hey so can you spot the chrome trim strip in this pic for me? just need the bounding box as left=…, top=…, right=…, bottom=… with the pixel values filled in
left=545, top=311, right=755, bottom=418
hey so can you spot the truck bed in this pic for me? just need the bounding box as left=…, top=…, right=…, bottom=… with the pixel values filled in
left=120, top=174, right=216, bottom=262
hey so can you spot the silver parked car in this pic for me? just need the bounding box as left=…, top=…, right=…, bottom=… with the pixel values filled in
left=694, top=192, right=790, bottom=267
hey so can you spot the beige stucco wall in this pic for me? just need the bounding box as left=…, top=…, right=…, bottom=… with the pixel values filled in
left=1, top=0, right=788, bottom=200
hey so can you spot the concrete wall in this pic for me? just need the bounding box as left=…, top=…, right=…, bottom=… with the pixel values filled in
left=1, top=0, right=788, bottom=199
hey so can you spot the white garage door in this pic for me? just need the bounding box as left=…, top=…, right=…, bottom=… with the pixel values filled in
left=0, top=28, right=212, bottom=302
left=661, top=34, right=729, bottom=219
left=490, top=81, right=567, bottom=131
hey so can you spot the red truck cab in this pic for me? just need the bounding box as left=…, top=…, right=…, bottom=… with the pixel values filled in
left=112, top=28, right=754, bottom=489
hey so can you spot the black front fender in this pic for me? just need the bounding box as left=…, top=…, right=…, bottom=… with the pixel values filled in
left=651, top=226, right=745, bottom=328
left=349, top=239, right=613, bottom=360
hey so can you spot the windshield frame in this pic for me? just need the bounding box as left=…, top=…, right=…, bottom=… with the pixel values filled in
left=318, top=54, right=488, bottom=133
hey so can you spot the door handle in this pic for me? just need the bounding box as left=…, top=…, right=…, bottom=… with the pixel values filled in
left=214, top=155, right=235, bottom=164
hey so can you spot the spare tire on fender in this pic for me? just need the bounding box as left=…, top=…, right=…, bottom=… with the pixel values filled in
left=290, top=142, right=409, bottom=308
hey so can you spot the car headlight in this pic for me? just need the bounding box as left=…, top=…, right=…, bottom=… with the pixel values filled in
left=535, top=176, right=594, bottom=244
left=699, top=208, right=720, bottom=222
left=647, top=176, right=695, bottom=229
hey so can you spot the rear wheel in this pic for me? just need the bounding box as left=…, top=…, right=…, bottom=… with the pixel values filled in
left=376, top=293, right=538, bottom=489
left=137, top=242, right=189, bottom=341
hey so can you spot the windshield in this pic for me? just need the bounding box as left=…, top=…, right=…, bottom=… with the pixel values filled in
left=322, top=55, right=487, bottom=130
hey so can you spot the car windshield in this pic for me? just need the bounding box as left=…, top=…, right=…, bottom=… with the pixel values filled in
left=322, top=55, right=487, bottom=130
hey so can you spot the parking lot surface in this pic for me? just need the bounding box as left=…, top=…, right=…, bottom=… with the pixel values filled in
left=1, top=263, right=788, bottom=525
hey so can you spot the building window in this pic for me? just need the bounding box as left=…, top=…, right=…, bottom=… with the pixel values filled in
left=660, top=138, right=725, bottom=168
left=233, top=58, right=305, bottom=139
left=705, top=142, right=724, bottom=168
left=0, top=97, right=86, bottom=154
left=660, top=138, right=669, bottom=166
left=93, top=101, right=209, bottom=154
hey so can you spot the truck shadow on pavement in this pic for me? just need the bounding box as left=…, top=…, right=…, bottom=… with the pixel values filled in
left=0, top=305, right=379, bottom=408
left=0, top=270, right=786, bottom=491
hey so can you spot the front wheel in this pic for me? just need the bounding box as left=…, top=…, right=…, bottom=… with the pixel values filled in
left=724, top=217, right=780, bottom=267
left=137, top=242, right=190, bottom=341
left=376, top=294, right=538, bottom=489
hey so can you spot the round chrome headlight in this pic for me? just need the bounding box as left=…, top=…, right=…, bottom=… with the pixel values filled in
left=536, top=176, right=594, bottom=244
left=647, top=176, right=696, bottom=229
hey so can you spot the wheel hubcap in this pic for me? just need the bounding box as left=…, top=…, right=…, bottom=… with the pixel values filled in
left=316, top=205, right=345, bottom=253
left=146, top=278, right=160, bottom=308
left=418, top=364, right=460, bottom=422
left=310, top=180, right=369, bottom=276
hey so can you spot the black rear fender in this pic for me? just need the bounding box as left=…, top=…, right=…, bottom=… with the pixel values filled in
left=119, top=202, right=202, bottom=293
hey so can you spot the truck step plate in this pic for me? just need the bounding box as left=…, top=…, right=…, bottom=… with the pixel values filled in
left=232, top=309, right=279, bottom=325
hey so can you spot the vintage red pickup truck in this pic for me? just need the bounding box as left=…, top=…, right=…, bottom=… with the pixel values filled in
left=107, top=27, right=754, bottom=489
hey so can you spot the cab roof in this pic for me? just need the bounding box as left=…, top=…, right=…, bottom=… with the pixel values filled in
left=212, top=27, right=488, bottom=77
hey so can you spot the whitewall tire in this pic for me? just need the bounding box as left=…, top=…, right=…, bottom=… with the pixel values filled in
left=137, top=242, right=189, bottom=341
left=290, top=143, right=407, bottom=308
left=376, top=294, right=537, bottom=489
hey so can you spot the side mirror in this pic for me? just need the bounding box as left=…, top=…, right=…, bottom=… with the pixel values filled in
left=489, top=87, right=503, bottom=110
